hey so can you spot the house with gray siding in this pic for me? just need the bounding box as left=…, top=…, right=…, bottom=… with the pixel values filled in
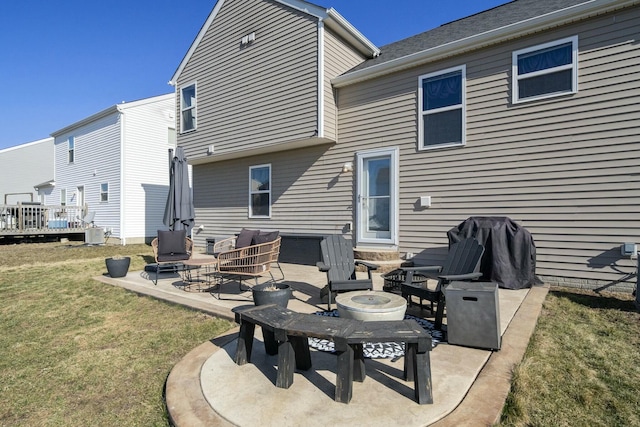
left=171, top=0, right=640, bottom=292
left=0, top=137, right=54, bottom=204
left=50, top=94, right=176, bottom=244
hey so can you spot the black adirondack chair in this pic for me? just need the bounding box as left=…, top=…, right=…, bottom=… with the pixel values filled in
left=317, top=234, right=379, bottom=311
left=400, top=238, right=485, bottom=329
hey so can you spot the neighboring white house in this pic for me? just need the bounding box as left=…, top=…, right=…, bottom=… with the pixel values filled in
left=50, top=94, right=176, bottom=244
left=0, top=137, right=54, bottom=204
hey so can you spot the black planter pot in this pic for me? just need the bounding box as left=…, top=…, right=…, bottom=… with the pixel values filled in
left=105, top=257, right=131, bottom=278
left=252, top=282, right=292, bottom=308
left=252, top=282, right=292, bottom=355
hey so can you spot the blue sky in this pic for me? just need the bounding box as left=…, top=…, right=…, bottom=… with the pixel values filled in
left=0, top=0, right=509, bottom=150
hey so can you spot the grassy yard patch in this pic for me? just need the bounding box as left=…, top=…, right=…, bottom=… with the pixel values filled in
left=499, top=288, right=640, bottom=426
left=0, top=241, right=234, bottom=426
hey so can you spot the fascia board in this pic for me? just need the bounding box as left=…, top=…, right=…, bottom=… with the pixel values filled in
left=169, top=0, right=380, bottom=86
left=51, top=106, right=120, bottom=137
left=332, top=0, right=637, bottom=88
left=169, top=0, right=226, bottom=86
left=325, top=8, right=380, bottom=57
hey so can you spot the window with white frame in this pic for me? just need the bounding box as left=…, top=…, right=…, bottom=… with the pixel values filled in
left=512, top=36, right=578, bottom=103
left=249, top=164, right=271, bottom=218
left=180, top=83, right=197, bottom=132
left=60, top=189, right=67, bottom=206
left=100, top=183, right=109, bottom=202
left=68, top=136, right=75, bottom=163
left=418, top=65, right=465, bottom=150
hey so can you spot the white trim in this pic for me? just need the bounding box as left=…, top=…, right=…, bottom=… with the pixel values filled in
left=179, top=82, right=197, bottom=133
left=317, top=21, right=325, bottom=138
left=511, top=36, right=579, bottom=104
left=169, top=0, right=379, bottom=85
left=417, top=65, right=466, bottom=151
left=248, top=163, right=272, bottom=219
left=356, top=147, right=399, bottom=246
left=170, top=0, right=226, bottom=85
left=332, top=0, right=636, bottom=88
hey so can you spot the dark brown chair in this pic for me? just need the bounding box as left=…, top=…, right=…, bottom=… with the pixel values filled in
left=317, top=234, right=379, bottom=311
left=400, top=238, right=484, bottom=329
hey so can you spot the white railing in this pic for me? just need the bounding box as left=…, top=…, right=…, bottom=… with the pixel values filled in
left=0, top=203, right=87, bottom=234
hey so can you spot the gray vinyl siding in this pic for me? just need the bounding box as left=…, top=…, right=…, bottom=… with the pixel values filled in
left=176, top=0, right=319, bottom=161
left=323, top=29, right=367, bottom=141
left=337, top=5, right=640, bottom=291
left=191, top=143, right=355, bottom=248
left=0, top=138, right=53, bottom=203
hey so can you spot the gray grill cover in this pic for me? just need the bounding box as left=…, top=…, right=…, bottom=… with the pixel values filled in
left=447, top=217, right=540, bottom=290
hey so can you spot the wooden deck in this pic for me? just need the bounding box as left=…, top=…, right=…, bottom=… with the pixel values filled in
left=0, top=203, right=88, bottom=240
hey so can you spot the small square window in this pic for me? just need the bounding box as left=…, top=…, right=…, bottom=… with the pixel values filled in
left=180, top=83, right=197, bottom=132
left=512, top=36, right=578, bottom=103
left=249, top=164, right=271, bottom=218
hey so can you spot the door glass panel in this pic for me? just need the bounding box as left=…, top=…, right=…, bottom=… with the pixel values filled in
left=365, top=157, right=390, bottom=235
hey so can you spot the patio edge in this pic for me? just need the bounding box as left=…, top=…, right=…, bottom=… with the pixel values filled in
left=430, top=284, right=549, bottom=427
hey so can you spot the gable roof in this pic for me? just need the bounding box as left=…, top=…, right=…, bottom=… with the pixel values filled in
left=169, top=0, right=380, bottom=85
left=333, top=0, right=638, bottom=87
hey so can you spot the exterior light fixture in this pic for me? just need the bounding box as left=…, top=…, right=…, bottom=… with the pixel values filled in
left=342, top=162, right=353, bottom=173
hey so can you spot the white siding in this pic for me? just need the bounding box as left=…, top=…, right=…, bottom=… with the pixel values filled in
left=0, top=138, right=54, bottom=203
left=53, top=112, right=122, bottom=236
left=337, top=5, right=640, bottom=291
left=121, top=95, right=175, bottom=242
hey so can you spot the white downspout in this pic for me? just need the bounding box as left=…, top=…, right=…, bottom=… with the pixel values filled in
left=317, top=20, right=325, bottom=138
left=119, top=109, right=126, bottom=245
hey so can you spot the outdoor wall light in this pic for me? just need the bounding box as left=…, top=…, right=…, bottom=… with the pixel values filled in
left=342, top=162, right=353, bottom=173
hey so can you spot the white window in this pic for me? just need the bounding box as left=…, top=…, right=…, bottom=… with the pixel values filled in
left=249, top=164, right=271, bottom=218
left=100, top=183, right=109, bottom=202
left=180, top=83, right=197, bottom=132
left=60, top=189, right=67, bottom=206
left=418, top=65, right=466, bottom=150
left=512, top=36, right=578, bottom=104
left=68, top=136, right=75, bottom=163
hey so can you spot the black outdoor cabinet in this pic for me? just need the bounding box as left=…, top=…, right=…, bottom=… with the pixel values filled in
left=444, top=281, right=501, bottom=350
left=279, top=233, right=324, bottom=266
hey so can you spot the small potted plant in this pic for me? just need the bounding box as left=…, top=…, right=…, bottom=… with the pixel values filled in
left=105, top=255, right=131, bottom=278
left=252, top=282, right=292, bottom=308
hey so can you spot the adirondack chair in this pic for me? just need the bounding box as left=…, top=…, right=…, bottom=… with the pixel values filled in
left=317, top=234, right=379, bottom=311
left=400, top=238, right=485, bottom=329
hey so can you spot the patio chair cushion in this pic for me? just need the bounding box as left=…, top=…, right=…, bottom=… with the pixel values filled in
left=157, top=229, right=187, bottom=256
left=253, top=230, right=279, bottom=245
left=236, top=228, right=259, bottom=248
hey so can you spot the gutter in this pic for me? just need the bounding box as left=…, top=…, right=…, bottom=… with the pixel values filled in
left=333, top=0, right=638, bottom=88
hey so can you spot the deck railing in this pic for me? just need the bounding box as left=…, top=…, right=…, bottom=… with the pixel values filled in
left=0, top=203, right=87, bottom=234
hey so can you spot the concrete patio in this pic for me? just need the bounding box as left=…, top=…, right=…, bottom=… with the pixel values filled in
left=96, top=260, right=548, bottom=427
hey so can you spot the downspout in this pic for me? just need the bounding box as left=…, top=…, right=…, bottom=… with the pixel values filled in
left=317, top=20, right=325, bottom=138
left=119, top=109, right=126, bottom=245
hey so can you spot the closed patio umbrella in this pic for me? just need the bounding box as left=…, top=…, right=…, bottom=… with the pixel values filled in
left=163, top=146, right=195, bottom=234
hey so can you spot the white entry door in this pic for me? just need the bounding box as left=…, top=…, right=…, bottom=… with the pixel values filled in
left=356, top=148, right=398, bottom=245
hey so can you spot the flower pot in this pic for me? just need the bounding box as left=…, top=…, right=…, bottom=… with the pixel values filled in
left=105, top=257, right=131, bottom=278
left=252, top=282, right=292, bottom=356
left=252, top=282, right=292, bottom=308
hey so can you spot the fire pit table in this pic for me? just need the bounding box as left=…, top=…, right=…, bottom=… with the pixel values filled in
left=335, top=290, right=407, bottom=321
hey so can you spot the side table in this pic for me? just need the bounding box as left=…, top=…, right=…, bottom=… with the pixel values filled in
left=181, top=258, right=218, bottom=291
